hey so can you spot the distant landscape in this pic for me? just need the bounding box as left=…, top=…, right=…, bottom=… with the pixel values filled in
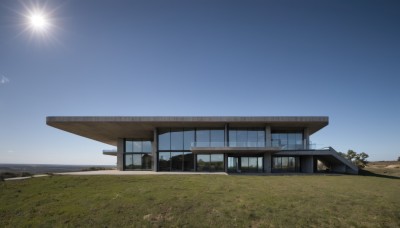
left=0, top=164, right=115, bottom=176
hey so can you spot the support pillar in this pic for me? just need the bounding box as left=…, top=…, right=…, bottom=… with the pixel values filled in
left=225, top=123, right=229, bottom=147
left=303, top=128, right=310, bottom=149
left=265, top=126, right=271, bottom=147
left=264, top=153, right=271, bottom=173
left=224, top=154, right=228, bottom=173
left=152, top=128, right=158, bottom=172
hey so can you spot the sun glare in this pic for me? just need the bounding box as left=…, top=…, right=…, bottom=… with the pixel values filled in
left=15, top=1, right=62, bottom=45
left=29, top=14, right=48, bottom=30
left=29, top=12, right=49, bottom=31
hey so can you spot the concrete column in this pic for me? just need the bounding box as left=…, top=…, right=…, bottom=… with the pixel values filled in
left=224, top=153, right=228, bottom=173
left=265, top=126, right=271, bottom=147
left=152, top=128, right=158, bottom=172
left=225, top=123, right=229, bottom=147
left=117, top=138, right=124, bottom=171
left=263, top=153, right=271, bottom=173
left=300, top=155, right=314, bottom=173
left=303, top=128, right=310, bottom=149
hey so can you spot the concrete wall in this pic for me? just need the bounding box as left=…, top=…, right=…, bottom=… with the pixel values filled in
left=117, top=138, right=124, bottom=171
left=224, top=154, right=228, bottom=172
left=265, top=126, right=272, bottom=147
left=300, top=155, right=314, bottom=173
left=264, top=153, right=272, bottom=173
left=331, top=164, right=346, bottom=173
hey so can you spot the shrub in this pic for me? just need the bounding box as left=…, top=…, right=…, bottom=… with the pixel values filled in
left=338, top=150, right=369, bottom=168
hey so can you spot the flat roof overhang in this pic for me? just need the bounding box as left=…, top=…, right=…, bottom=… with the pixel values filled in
left=46, top=116, right=329, bottom=146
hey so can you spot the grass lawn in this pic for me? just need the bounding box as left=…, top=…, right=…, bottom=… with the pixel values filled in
left=1, top=175, right=399, bottom=227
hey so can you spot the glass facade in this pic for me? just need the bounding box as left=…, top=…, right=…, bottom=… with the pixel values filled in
left=124, top=139, right=152, bottom=170
left=156, top=127, right=306, bottom=172
left=272, top=156, right=300, bottom=172
left=157, top=128, right=195, bottom=171
left=158, top=152, right=195, bottom=172
left=195, top=129, right=224, bottom=147
left=271, top=133, right=303, bottom=150
left=158, top=128, right=195, bottom=150
left=229, top=128, right=265, bottom=147
left=197, top=154, right=224, bottom=172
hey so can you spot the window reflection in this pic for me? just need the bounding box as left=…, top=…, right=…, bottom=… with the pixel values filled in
left=183, top=152, right=194, bottom=171
left=228, top=128, right=265, bottom=147
left=272, top=156, right=299, bottom=172
left=133, top=141, right=142, bottom=152
left=158, top=129, right=171, bottom=150
left=124, top=153, right=152, bottom=170
left=210, top=154, right=224, bottom=171
left=158, top=152, right=171, bottom=171
left=125, top=139, right=152, bottom=153
left=171, top=129, right=184, bottom=150
left=158, top=151, right=194, bottom=171
left=125, top=154, right=133, bottom=168
left=171, top=152, right=183, bottom=171
left=125, top=141, right=133, bottom=152
left=238, top=156, right=263, bottom=172
left=142, top=141, right=152, bottom=152
left=210, top=130, right=224, bottom=147
left=271, top=133, right=303, bottom=150
left=197, top=154, right=210, bottom=171
left=183, top=130, right=195, bottom=150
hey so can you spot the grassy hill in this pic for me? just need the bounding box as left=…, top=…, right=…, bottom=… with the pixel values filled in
left=1, top=174, right=399, bottom=227
left=362, top=161, right=400, bottom=178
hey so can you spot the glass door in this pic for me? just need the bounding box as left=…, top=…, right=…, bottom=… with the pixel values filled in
left=227, top=157, right=238, bottom=172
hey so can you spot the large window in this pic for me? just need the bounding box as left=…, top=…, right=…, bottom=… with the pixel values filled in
left=158, top=151, right=195, bottom=171
left=124, top=139, right=152, bottom=170
left=158, top=128, right=195, bottom=150
left=158, top=129, right=171, bottom=150
left=125, top=140, right=152, bottom=153
left=271, top=133, right=303, bottom=150
left=171, top=130, right=184, bottom=150
left=195, top=129, right=224, bottom=147
left=157, top=128, right=196, bottom=171
left=196, top=154, right=224, bottom=172
left=229, top=128, right=265, bottom=147
left=158, top=152, right=171, bottom=171
left=272, top=156, right=299, bottom=172
left=240, top=156, right=263, bottom=172
left=124, top=154, right=152, bottom=170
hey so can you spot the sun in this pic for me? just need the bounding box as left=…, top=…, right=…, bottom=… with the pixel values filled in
left=16, top=1, right=61, bottom=44
left=28, top=12, right=49, bottom=31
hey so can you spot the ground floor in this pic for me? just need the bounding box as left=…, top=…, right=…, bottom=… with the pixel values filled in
left=124, top=152, right=320, bottom=173
left=122, top=148, right=358, bottom=174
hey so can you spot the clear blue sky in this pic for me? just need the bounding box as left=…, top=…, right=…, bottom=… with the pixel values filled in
left=1, top=0, right=399, bottom=165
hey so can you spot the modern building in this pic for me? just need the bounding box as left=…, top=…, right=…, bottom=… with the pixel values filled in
left=46, top=116, right=358, bottom=174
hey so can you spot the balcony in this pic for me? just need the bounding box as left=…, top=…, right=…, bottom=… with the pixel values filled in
left=190, top=142, right=317, bottom=154
left=103, top=149, right=117, bottom=156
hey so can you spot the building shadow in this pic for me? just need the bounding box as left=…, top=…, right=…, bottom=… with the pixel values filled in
left=358, top=169, right=400, bottom=180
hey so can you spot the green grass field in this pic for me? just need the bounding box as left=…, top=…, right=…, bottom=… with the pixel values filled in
left=1, top=175, right=399, bottom=227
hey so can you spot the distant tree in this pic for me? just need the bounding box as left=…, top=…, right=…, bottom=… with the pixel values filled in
left=397, top=156, right=400, bottom=162
left=338, top=150, right=369, bottom=168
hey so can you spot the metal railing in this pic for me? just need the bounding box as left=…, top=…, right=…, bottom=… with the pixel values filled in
left=191, top=142, right=317, bottom=150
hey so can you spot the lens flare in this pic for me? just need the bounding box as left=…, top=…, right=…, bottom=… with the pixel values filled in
left=29, top=12, right=49, bottom=31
